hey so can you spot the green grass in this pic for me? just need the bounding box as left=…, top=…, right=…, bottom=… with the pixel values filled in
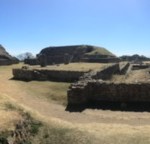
left=85, top=46, right=115, bottom=56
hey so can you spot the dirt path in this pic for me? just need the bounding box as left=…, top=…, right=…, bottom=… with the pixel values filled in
left=1, top=65, right=150, bottom=127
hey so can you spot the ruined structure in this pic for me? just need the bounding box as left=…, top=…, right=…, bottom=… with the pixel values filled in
left=68, top=81, right=150, bottom=106
left=67, top=62, right=150, bottom=109
left=36, top=45, right=119, bottom=65
left=132, top=64, right=149, bottom=70
left=0, top=45, right=19, bottom=65
left=24, top=58, right=39, bottom=65
left=12, top=68, right=86, bottom=82
left=12, top=63, right=119, bottom=82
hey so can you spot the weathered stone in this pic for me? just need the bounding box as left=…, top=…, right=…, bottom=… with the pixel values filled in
left=132, top=64, right=150, bottom=70
left=12, top=68, right=86, bottom=82
left=12, top=63, right=119, bottom=82
left=68, top=81, right=150, bottom=105
left=119, top=62, right=130, bottom=74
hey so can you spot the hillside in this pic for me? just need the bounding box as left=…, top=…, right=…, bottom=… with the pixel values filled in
left=0, top=44, right=19, bottom=65
left=120, top=54, right=150, bottom=62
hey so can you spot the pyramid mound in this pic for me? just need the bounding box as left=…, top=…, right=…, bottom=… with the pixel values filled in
left=0, top=45, right=19, bottom=65
left=38, top=45, right=118, bottom=64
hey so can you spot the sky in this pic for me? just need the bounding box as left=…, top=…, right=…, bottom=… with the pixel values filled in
left=0, top=0, right=150, bottom=57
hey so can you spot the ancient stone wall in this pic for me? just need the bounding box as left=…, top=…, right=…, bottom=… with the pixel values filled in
left=68, top=80, right=150, bottom=105
left=132, top=64, right=149, bottom=70
left=13, top=63, right=119, bottom=82
left=0, top=59, right=19, bottom=65
left=92, top=63, right=119, bottom=80
left=119, top=62, right=130, bottom=74
left=13, top=68, right=86, bottom=82
left=81, top=57, right=120, bottom=63
left=13, top=69, right=34, bottom=81
left=24, top=58, right=39, bottom=65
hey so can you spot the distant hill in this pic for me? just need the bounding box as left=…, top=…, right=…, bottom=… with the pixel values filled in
left=17, top=52, right=35, bottom=61
left=37, top=45, right=118, bottom=65
left=0, top=45, right=19, bottom=65
left=120, top=54, right=150, bottom=61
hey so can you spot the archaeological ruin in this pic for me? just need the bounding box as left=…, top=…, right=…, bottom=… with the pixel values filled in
left=67, top=62, right=150, bottom=110
left=25, top=45, right=119, bottom=65
left=11, top=44, right=150, bottom=111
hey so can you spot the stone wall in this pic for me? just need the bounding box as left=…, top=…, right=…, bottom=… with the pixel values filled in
left=0, top=59, right=19, bottom=65
left=92, top=63, right=119, bottom=80
left=67, top=63, right=121, bottom=105
left=81, top=57, right=120, bottom=63
left=24, top=58, right=39, bottom=65
left=79, top=63, right=119, bottom=81
left=132, top=64, right=149, bottom=70
left=119, top=62, right=130, bottom=74
left=68, top=80, right=150, bottom=105
left=12, top=63, right=119, bottom=82
left=12, top=68, right=86, bottom=82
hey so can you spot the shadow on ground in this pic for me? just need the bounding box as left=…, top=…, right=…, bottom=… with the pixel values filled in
left=66, top=101, right=150, bottom=112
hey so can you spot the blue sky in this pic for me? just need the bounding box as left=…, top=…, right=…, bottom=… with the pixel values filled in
left=0, top=0, right=150, bottom=56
